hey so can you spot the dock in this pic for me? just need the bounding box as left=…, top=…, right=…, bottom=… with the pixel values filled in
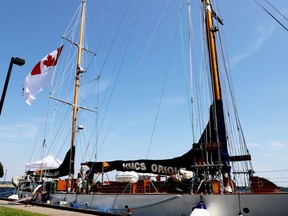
left=0, top=198, right=127, bottom=216
left=0, top=182, right=13, bottom=188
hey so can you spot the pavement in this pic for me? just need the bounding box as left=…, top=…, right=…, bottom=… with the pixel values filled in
left=0, top=199, right=126, bottom=216
left=0, top=199, right=95, bottom=215
left=0, top=184, right=13, bottom=188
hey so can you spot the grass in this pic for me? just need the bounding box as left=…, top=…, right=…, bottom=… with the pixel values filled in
left=0, top=206, right=46, bottom=216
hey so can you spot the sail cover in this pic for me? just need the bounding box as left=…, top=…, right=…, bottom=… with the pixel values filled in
left=86, top=148, right=196, bottom=176
left=25, top=155, right=62, bottom=170
left=85, top=101, right=230, bottom=176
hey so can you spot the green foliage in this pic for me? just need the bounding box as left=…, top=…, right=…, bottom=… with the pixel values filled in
left=0, top=206, right=46, bottom=216
left=0, top=162, right=3, bottom=178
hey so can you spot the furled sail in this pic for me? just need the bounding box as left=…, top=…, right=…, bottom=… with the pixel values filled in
left=195, top=100, right=230, bottom=174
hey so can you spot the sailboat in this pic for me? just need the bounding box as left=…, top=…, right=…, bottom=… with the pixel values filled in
left=11, top=0, right=288, bottom=215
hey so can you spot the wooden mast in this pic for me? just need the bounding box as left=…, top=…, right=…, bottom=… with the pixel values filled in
left=203, top=0, right=234, bottom=192
left=204, top=0, right=222, bottom=100
left=69, top=0, right=86, bottom=182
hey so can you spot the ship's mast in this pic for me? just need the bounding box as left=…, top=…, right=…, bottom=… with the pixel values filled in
left=202, top=0, right=233, bottom=192
left=203, top=0, right=222, bottom=101
left=201, top=0, right=254, bottom=192
left=69, top=0, right=86, bottom=180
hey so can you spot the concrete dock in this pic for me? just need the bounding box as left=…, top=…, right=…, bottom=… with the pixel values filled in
left=0, top=199, right=126, bottom=216
left=0, top=199, right=95, bottom=215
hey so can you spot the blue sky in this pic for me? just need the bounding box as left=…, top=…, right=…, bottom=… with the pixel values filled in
left=1, top=0, right=288, bottom=186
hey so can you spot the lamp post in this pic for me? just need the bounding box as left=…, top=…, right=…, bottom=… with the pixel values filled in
left=0, top=57, right=25, bottom=115
left=4, top=169, right=7, bottom=184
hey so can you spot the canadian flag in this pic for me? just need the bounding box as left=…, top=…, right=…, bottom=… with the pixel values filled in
left=23, top=46, right=64, bottom=105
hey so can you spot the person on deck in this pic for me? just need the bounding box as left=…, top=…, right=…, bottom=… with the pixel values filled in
left=86, top=169, right=94, bottom=193
left=76, top=166, right=85, bottom=193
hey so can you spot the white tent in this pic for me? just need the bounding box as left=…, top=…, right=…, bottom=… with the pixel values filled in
left=25, top=155, right=62, bottom=170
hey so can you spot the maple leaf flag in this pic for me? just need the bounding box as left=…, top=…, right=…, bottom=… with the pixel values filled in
left=23, top=46, right=64, bottom=105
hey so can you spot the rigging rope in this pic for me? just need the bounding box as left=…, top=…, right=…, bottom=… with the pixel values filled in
left=254, top=0, right=288, bottom=32
left=263, top=0, right=288, bottom=23
left=97, top=2, right=130, bottom=78
left=91, top=1, right=133, bottom=159
left=135, top=0, right=171, bottom=73
left=145, top=12, right=179, bottom=159
left=95, top=1, right=122, bottom=52
left=216, top=10, right=254, bottom=181
left=94, top=0, right=143, bottom=158
left=178, top=0, right=195, bottom=144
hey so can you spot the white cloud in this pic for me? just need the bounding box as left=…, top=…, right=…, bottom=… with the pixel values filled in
left=160, top=96, right=185, bottom=106
left=79, top=78, right=110, bottom=99
left=269, top=141, right=286, bottom=148
left=247, top=142, right=262, bottom=147
left=230, top=23, right=275, bottom=66
left=261, top=153, right=280, bottom=158
left=247, top=141, right=287, bottom=149
left=0, top=122, right=39, bottom=140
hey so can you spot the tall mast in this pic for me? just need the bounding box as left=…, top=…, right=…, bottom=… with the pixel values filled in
left=70, top=0, right=86, bottom=176
left=204, top=0, right=222, bottom=101
left=202, top=0, right=231, bottom=178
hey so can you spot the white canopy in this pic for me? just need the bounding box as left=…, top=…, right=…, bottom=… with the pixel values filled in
left=25, top=155, right=62, bottom=170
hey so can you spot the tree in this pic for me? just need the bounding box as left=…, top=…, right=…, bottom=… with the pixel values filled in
left=0, top=162, right=4, bottom=178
